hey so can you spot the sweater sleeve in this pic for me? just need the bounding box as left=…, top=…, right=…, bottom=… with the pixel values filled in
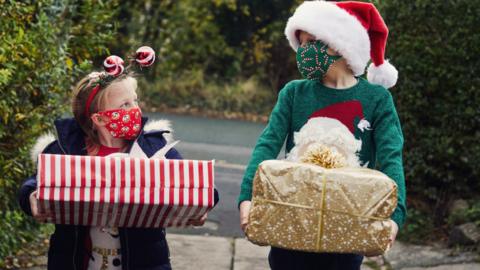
left=237, top=84, right=293, bottom=205
left=373, top=91, right=407, bottom=229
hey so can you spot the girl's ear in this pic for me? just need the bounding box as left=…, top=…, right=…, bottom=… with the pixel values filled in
left=91, top=113, right=107, bottom=127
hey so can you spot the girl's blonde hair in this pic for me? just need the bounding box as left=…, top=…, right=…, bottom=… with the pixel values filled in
left=71, top=73, right=137, bottom=147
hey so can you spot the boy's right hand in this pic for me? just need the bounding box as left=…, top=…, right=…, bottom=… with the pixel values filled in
left=29, top=191, right=51, bottom=222
left=239, top=200, right=251, bottom=233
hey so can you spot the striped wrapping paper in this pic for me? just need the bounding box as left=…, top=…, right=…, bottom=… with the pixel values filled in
left=36, top=154, right=214, bottom=228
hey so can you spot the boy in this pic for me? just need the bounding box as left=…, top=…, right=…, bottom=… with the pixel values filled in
left=238, top=1, right=406, bottom=269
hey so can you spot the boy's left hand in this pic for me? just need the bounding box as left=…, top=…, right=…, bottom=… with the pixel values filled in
left=388, top=219, right=399, bottom=248
left=187, top=213, right=208, bottom=226
left=366, top=219, right=398, bottom=257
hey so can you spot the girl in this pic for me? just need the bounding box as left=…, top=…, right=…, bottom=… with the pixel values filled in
left=19, top=48, right=213, bottom=270
left=238, top=1, right=406, bottom=269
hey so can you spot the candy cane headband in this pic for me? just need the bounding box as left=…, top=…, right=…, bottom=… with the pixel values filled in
left=84, top=46, right=155, bottom=117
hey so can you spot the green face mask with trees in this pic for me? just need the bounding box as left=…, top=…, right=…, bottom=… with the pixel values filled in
left=296, top=40, right=342, bottom=81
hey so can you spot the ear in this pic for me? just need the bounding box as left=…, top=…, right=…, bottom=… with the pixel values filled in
left=90, top=113, right=108, bottom=127
left=295, top=30, right=302, bottom=43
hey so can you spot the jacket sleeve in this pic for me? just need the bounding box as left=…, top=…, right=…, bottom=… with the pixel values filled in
left=165, top=147, right=183, bottom=160
left=237, top=84, right=293, bottom=205
left=372, top=91, right=407, bottom=229
left=18, top=141, right=62, bottom=216
left=18, top=176, right=37, bottom=216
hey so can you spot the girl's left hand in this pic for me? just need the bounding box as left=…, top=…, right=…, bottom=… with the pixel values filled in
left=187, top=213, right=208, bottom=226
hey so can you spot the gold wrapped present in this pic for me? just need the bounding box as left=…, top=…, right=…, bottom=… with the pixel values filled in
left=246, top=160, right=397, bottom=255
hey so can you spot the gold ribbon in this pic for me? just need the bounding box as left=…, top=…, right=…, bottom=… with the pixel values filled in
left=317, top=174, right=327, bottom=250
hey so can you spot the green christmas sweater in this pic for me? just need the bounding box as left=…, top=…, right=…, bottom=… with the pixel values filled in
left=238, top=78, right=407, bottom=228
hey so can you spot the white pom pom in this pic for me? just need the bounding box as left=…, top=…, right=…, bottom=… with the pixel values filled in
left=367, top=60, right=398, bottom=88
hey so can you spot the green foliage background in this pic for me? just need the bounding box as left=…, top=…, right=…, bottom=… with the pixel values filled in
left=115, top=0, right=302, bottom=116
left=0, top=0, right=118, bottom=264
left=1, top=0, right=479, bottom=263
left=372, top=0, right=480, bottom=242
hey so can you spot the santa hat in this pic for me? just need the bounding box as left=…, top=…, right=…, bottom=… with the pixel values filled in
left=285, top=1, right=398, bottom=88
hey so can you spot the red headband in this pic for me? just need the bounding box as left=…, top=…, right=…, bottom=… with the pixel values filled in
left=84, top=84, right=101, bottom=117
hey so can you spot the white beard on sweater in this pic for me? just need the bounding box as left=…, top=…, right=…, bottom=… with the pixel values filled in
left=287, top=117, right=362, bottom=167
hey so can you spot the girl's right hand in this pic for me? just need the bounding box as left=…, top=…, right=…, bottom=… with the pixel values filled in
left=29, top=190, right=51, bottom=222
left=239, top=200, right=251, bottom=233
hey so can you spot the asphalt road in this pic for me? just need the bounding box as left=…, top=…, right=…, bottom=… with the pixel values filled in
left=168, top=162, right=246, bottom=238
left=147, top=113, right=285, bottom=238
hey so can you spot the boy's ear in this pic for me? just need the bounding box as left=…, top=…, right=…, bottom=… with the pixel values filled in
left=91, top=113, right=107, bottom=127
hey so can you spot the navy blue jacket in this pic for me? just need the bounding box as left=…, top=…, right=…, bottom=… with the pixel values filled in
left=18, top=117, right=202, bottom=270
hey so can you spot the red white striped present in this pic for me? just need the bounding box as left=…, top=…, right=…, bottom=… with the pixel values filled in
left=36, top=154, right=215, bottom=228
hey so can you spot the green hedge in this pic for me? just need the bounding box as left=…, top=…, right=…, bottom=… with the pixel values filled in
left=373, top=0, right=480, bottom=240
left=117, top=0, right=301, bottom=91
left=140, top=71, right=276, bottom=116
left=0, top=0, right=118, bottom=263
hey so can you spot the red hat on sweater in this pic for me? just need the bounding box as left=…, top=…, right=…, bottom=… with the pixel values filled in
left=309, top=100, right=365, bottom=134
left=285, top=1, right=398, bottom=88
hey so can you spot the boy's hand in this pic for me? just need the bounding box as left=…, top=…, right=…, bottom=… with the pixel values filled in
left=188, top=212, right=208, bottom=226
left=29, top=190, right=52, bottom=223
left=239, top=200, right=251, bottom=233
left=365, top=219, right=399, bottom=257
left=388, top=219, right=399, bottom=248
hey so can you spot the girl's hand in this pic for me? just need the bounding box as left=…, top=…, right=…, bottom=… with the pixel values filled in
left=239, top=200, right=251, bottom=233
left=188, top=213, right=208, bottom=226
left=29, top=191, right=52, bottom=223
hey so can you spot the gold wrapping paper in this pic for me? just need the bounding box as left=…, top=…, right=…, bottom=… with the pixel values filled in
left=246, top=160, right=397, bottom=255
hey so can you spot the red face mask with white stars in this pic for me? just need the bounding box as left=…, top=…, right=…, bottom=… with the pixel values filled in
left=98, top=107, right=142, bottom=140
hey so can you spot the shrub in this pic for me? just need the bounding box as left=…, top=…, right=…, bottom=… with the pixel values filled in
left=140, top=70, right=276, bottom=116
left=373, top=0, right=480, bottom=239
left=0, top=0, right=118, bottom=263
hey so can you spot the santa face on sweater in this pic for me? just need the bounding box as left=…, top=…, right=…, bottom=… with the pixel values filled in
left=287, top=116, right=362, bottom=168
left=288, top=100, right=374, bottom=168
